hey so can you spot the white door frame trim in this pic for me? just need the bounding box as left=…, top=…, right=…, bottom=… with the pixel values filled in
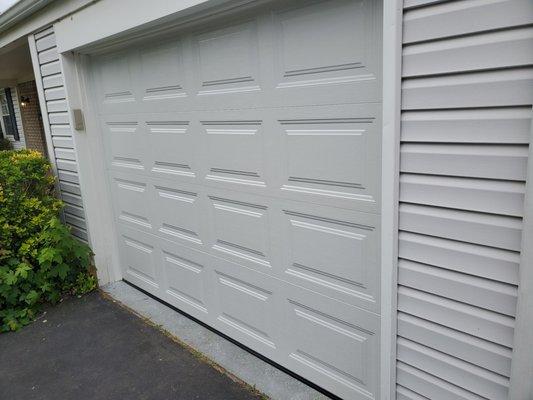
left=380, top=1, right=403, bottom=399
left=509, top=106, right=533, bottom=400
left=60, top=51, right=123, bottom=284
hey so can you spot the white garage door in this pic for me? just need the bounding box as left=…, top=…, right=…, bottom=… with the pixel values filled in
left=88, top=1, right=382, bottom=398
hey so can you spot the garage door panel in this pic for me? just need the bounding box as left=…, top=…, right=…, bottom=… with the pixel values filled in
left=160, top=243, right=210, bottom=317
left=139, top=41, right=188, bottom=107
left=153, top=182, right=206, bottom=248
left=282, top=284, right=380, bottom=400
left=101, top=116, right=147, bottom=173
left=178, top=15, right=267, bottom=112
left=94, top=51, right=138, bottom=114
left=274, top=103, right=381, bottom=212
left=210, top=257, right=282, bottom=359
left=192, top=19, right=261, bottom=94
left=200, top=118, right=268, bottom=189
left=146, top=118, right=197, bottom=180
left=110, top=172, right=154, bottom=234
left=271, top=0, right=381, bottom=106
left=117, top=225, right=161, bottom=294
left=279, top=201, right=380, bottom=312
left=206, top=190, right=275, bottom=273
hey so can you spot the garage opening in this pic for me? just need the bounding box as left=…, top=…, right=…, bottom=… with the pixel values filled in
left=86, top=1, right=383, bottom=398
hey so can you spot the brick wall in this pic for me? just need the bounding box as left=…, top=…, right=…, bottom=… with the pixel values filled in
left=17, top=80, right=47, bottom=156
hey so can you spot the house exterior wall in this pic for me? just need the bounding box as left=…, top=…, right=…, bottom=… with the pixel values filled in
left=30, top=25, right=89, bottom=243
left=17, top=80, right=47, bottom=155
left=396, top=1, right=533, bottom=399
left=0, top=0, right=532, bottom=397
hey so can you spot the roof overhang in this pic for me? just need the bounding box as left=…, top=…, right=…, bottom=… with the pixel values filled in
left=0, top=0, right=53, bottom=34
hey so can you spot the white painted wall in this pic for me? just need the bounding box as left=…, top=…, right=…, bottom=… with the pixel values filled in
left=54, top=0, right=224, bottom=52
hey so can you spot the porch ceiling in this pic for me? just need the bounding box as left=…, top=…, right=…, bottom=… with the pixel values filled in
left=0, top=36, right=34, bottom=86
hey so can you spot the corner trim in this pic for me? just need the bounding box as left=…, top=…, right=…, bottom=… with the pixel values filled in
left=509, top=106, right=533, bottom=399
left=381, top=1, right=403, bottom=399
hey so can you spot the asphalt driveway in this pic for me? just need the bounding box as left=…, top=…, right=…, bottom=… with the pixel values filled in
left=0, top=291, right=265, bottom=400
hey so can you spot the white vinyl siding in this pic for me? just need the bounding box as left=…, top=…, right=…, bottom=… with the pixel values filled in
left=33, top=26, right=89, bottom=242
left=396, top=0, right=533, bottom=399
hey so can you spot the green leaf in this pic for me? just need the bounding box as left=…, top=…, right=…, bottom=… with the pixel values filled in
left=25, top=290, right=39, bottom=305
left=56, top=263, right=70, bottom=280
left=4, top=271, right=17, bottom=286
left=0, top=150, right=93, bottom=332
left=15, top=263, right=31, bottom=279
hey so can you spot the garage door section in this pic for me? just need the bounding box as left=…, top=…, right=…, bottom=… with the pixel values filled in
left=89, top=1, right=382, bottom=398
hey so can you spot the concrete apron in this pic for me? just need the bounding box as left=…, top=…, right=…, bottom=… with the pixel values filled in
left=101, top=281, right=331, bottom=400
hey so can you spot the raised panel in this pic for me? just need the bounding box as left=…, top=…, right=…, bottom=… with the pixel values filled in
left=275, top=0, right=372, bottom=87
left=103, top=119, right=145, bottom=172
left=193, top=20, right=260, bottom=95
left=281, top=205, right=379, bottom=311
left=214, top=268, right=277, bottom=352
left=202, top=120, right=266, bottom=187
left=111, top=175, right=152, bottom=232
left=118, top=228, right=159, bottom=290
left=153, top=183, right=203, bottom=246
left=145, top=119, right=195, bottom=179
left=275, top=104, right=381, bottom=212
left=97, top=53, right=135, bottom=108
left=208, top=195, right=271, bottom=270
left=140, top=42, right=187, bottom=101
left=162, top=246, right=208, bottom=314
left=284, top=287, right=379, bottom=400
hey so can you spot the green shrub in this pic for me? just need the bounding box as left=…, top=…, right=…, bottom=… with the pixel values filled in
left=0, top=138, right=13, bottom=151
left=0, top=150, right=96, bottom=332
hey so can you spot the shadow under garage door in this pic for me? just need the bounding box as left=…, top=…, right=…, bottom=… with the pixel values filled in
left=86, top=0, right=383, bottom=398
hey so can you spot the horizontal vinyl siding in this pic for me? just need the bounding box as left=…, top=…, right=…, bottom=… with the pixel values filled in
left=397, top=1, right=533, bottom=399
left=34, top=26, right=88, bottom=242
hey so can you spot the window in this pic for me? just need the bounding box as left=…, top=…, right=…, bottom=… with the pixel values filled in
left=0, top=88, right=19, bottom=141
